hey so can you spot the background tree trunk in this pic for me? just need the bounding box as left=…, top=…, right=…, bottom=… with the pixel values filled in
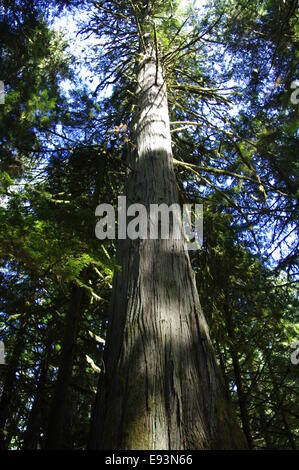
left=0, top=318, right=26, bottom=450
left=22, top=329, right=52, bottom=449
left=89, top=48, right=247, bottom=450
left=223, top=296, right=253, bottom=449
left=45, top=285, right=84, bottom=449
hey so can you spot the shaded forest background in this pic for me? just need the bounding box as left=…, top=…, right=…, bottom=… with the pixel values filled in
left=0, top=0, right=298, bottom=450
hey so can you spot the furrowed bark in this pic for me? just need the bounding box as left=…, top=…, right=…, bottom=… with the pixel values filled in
left=89, top=47, right=247, bottom=450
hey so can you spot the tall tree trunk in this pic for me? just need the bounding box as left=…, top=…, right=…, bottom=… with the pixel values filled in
left=0, top=318, right=26, bottom=450
left=89, top=47, right=247, bottom=450
left=22, top=329, right=52, bottom=450
left=45, top=284, right=84, bottom=449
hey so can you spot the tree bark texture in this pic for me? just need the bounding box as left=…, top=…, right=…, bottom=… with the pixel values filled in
left=90, top=48, right=247, bottom=450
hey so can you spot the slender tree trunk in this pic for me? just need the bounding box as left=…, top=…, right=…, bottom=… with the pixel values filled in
left=258, top=404, right=274, bottom=449
left=215, top=339, right=230, bottom=398
left=22, top=330, right=52, bottom=450
left=0, top=318, right=26, bottom=450
left=89, top=47, right=247, bottom=450
left=281, top=409, right=296, bottom=450
left=45, top=284, right=84, bottom=449
left=223, top=297, right=253, bottom=449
